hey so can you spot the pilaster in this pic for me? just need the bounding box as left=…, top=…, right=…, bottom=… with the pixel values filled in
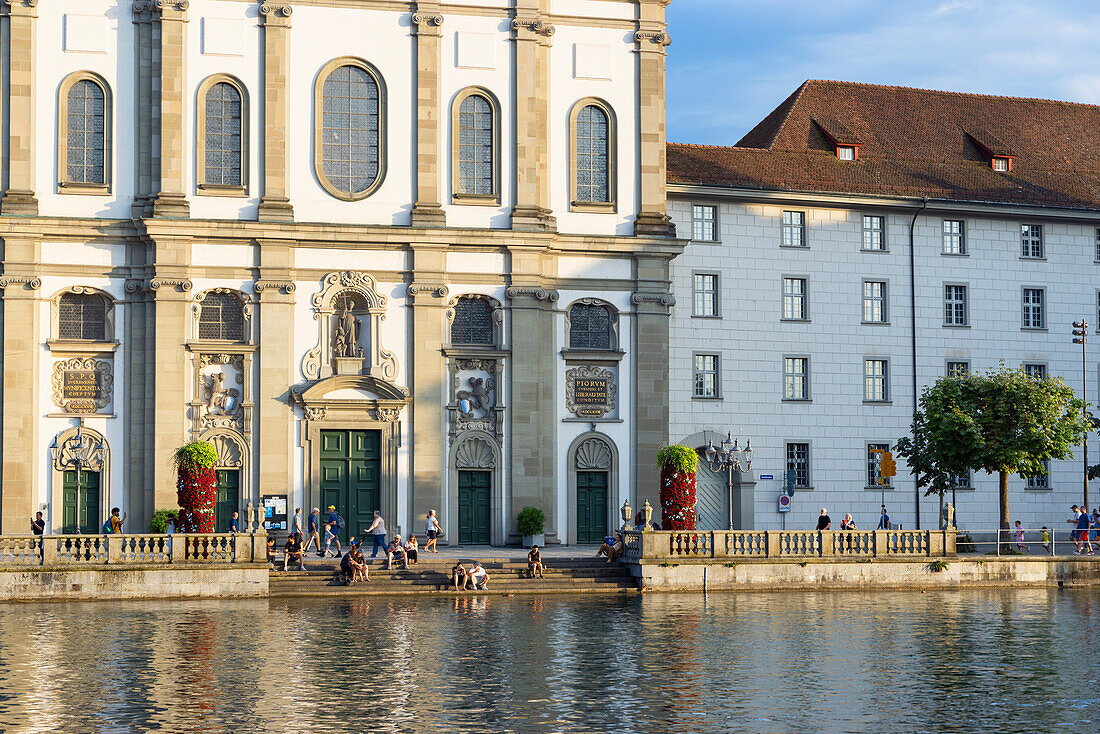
left=633, top=0, right=674, bottom=237
left=131, top=3, right=157, bottom=217
left=257, top=3, right=294, bottom=221
left=149, top=0, right=190, bottom=218
left=255, top=241, right=296, bottom=511
left=509, top=0, right=555, bottom=232
left=1, top=0, right=39, bottom=216
left=410, top=6, right=446, bottom=227
left=0, top=237, right=41, bottom=533
left=408, top=247, right=448, bottom=539
left=506, top=249, right=559, bottom=541
left=631, top=255, right=674, bottom=511
left=123, top=271, right=153, bottom=527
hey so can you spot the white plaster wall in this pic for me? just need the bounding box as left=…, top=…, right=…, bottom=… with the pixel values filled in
left=668, top=196, right=1100, bottom=536
left=186, top=0, right=263, bottom=220
left=35, top=1, right=136, bottom=219
left=549, top=24, right=638, bottom=237
left=36, top=273, right=128, bottom=533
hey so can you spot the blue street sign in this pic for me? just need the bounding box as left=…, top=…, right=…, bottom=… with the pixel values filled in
left=759, top=474, right=774, bottom=480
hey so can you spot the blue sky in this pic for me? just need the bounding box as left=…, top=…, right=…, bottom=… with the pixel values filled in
left=667, top=0, right=1100, bottom=146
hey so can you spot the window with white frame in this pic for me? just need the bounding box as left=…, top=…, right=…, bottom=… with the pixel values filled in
left=1024, top=363, right=1047, bottom=380
left=993, top=157, right=1010, bottom=172
left=947, top=361, right=970, bottom=377
left=786, top=443, right=810, bottom=487
left=1026, top=459, right=1050, bottom=489
left=867, top=444, right=891, bottom=488
left=693, top=273, right=719, bottom=317
left=862, top=215, right=886, bottom=251
left=948, top=472, right=971, bottom=489
left=1022, top=288, right=1045, bottom=329
left=782, top=277, right=807, bottom=320
left=1096, top=228, right=1100, bottom=262
left=782, top=211, right=806, bottom=247
left=837, top=146, right=856, bottom=161
left=1021, top=224, right=1043, bottom=258
left=694, top=354, right=719, bottom=398
left=944, top=285, right=968, bottom=326
left=784, top=357, right=809, bottom=400
left=943, top=220, right=966, bottom=255
left=862, top=281, right=887, bottom=323
left=692, top=205, right=717, bottom=242
left=864, top=359, right=889, bottom=401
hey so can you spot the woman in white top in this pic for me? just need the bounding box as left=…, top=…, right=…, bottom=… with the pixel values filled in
left=404, top=534, right=419, bottom=564
left=425, top=510, right=442, bottom=553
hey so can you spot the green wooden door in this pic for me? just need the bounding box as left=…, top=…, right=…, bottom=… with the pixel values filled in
left=215, top=470, right=240, bottom=533
left=576, top=471, right=609, bottom=544
left=62, top=470, right=101, bottom=534
left=458, top=470, right=491, bottom=545
left=319, top=430, right=381, bottom=543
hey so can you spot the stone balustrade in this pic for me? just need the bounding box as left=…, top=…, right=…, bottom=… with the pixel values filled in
left=621, top=529, right=954, bottom=561
left=0, top=533, right=267, bottom=566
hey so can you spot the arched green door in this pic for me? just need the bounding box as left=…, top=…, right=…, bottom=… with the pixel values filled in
left=62, top=470, right=100, bottom=534
left=215, top=470, right=240, bottom=533
left=576, top=471, right=608, bottom=544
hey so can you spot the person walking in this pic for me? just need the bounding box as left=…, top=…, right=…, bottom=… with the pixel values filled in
left=425, top=510, right=442, bottom=553
left=229, top=511, right=240, bottom=533
left=290, top=508, right=303, bottom=537
left=304, top=508, right=322, bottom=555
left=840, top=513, right=857, bottom=530
left=109, top=507, right=126, bottom=535
left=877, top=506, right=892, bottom=530
left=1069, top=505, right=1083, bottom=553
left=1075, top=507, right=1094, bottom=556
left=322, top=522, right=342, bottom=559
left=30, top=512, right=45, bottom=536
left=366, top=511, right=387, bottom=558
left=1014, top=520, right=1029, bottom=552
left=815, top=508, right=831, bottom=531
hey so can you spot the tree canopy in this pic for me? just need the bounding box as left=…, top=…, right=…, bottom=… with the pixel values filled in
left=896, top=365, right=1089, bottom=530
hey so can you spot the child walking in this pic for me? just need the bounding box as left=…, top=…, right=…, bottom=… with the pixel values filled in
left=1041, top=526, right=1050, bottom=554
left=322, top=522, right=342, bottom=558
left=1014, top=520, right=1029, bottom=552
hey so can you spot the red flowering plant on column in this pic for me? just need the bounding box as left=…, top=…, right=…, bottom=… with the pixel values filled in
left=658, top=445, right=699, bottom=531
left=174, top=442, right=218, bottom=533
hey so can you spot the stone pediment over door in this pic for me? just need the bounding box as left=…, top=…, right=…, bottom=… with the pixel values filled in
left=291, top=374, right=411, bottom=423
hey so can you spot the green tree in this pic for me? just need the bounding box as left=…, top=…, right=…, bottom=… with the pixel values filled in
left=896, top=366, right=1089, bottom=543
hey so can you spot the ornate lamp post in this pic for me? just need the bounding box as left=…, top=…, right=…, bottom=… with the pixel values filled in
left=56, top=426, right=105, bottom=533
left=703, top=432, right=754, bottom=530
left=1073, top=319, right=1090, bottom=509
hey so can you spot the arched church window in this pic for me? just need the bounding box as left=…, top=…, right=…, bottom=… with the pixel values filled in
left=457, top=93, right=494, bottom=196
left=59, top=73, right=113, bottom=189
left=451, top=296, right=495, bottom=346
left=315, top=59, right=386, bottom=200
left=58, top=292, right=107, bottom=341
left=198, top=291, right=245, bottom=341
left=199, top=78, right=247, bottom=188
left=568, top=303, right=613, bottom=350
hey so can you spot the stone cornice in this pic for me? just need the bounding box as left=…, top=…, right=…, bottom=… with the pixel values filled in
left=253, top=279, right=296, bottom=294
left=505, top=287, right=559, bottom=303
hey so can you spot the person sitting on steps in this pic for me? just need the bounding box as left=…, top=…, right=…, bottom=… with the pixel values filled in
left=528, top=545, right=545, bottom=579
left=340, top=540, right=368, bottom=585
left=596, top=533, right=624, bottom=563
left=451, top=562, right=468, bottom=591
left=404, top=534, right=419, bottom=564
left=386, top=534, right=408, bottom=570
left=468, top=561, right=490, bottom=590
left=283, top=532, right=306, bottom=571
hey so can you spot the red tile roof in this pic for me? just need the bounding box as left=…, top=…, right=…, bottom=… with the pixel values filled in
left=668, top=80, right=1100, bottom=210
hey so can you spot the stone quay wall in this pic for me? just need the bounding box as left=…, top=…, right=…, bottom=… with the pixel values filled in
left=0, top=564, right=269, bottom=602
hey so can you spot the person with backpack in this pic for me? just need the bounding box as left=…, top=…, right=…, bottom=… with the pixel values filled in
left=366, top=511, right=387, bottom=558
left=103, top=507, right=126, bottom=535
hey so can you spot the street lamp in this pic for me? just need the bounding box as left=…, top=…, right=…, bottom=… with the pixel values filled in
left=704, top=432, right=754, bottom=530
left=57, top=426, right=105, bottom=533
left=1073, top=319, right=1090, bottom=509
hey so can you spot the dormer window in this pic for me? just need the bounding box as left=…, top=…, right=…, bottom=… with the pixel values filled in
left=837, top=146, right=856, bottom=161
left=966, top=129, right=1016, bottom=172
left=992, top=156, right=1011, bottom=172
left=812, top=117, right=862, bottom=161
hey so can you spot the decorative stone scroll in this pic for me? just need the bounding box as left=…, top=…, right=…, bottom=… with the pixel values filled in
left=0, top=275, right=41, bottom=290
left=505, top=286, right=559, bottom=303
left=449, top=358, right=504, bottom=439
left=575, top=437, right=613, bottom=470
left=455, top=435, right=497, bottom=469
left=51, top=357, right=113, bottom=414
left=210, top=433, right=244, bottom=468
left=565, top=365, right=617, bottom=419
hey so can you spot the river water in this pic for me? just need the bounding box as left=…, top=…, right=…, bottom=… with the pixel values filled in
left=0, top=589, right=1096, bottom=733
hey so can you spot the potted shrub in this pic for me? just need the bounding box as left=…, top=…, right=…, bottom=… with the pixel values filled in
left=517, top=506, right=546, bottom=548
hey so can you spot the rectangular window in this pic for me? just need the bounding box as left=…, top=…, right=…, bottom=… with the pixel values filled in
left=993, top=157, right=1010, bottom=172
left=946, top=361, right=970, bottom=377
left=867, top=444, right=891, bottom=488
left=1021, top=224, right=1043, bottom=258
left=782, top=277, right=807, bottom=320
left=781, top=211, right=806, bottom=247
left=784, top=357, right=809, bottom=400
left=862, top=215, right=886, bottom=251
left=862, top=281, right=887, bottom=323
left=693, top=354, right=719, bottom=398
left=837, top=146, right=856, bottom=161
left=943, top=220, right=966, bottom=255
left=864, top=359, right=889, bottom=402
left=692, top=205, right=717, bottom=242
left=1022, top=288, right=1045, bottom=329
left=944, top=285, right=968, bottom=326
left=692, top=273, right=719, bottom=317
left=786, top=443, right=810, bottom=487
left=1026, top=460, right=1050, bottom=489
left=948, top=472, right=971, bottom=489
left=1024, top=363, right=1047, bottom=380
left=1096, top=228, right=1100, bottom=262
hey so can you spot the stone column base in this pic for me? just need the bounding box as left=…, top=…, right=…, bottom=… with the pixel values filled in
left=151, top=192, right=190, bottom=218
left=410, top=202, right=447, bottom=227
left=510, top=206, right=557, bottom=232
left=258, top=196, right=295, bottom=221
left=0, top=190, right=39, bottom=216
left=634, top=212, right=676, bottom=237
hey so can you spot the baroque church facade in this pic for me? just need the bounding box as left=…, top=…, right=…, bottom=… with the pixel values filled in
left=0, top=0, right=680, bottom=544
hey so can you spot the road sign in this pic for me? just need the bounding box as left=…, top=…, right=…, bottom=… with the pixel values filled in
left=759, top=474, right=774, bottom=480
left=778, top=494, right=792, bottom=512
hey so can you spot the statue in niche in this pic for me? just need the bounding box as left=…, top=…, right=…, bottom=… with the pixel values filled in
left=333, top=298, right=364, bottom=359
left=457, top=376, right=491, bottom=419
left=202, top=372, right=240, bottom=415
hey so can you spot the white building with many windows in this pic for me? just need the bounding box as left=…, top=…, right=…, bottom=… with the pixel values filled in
left=666, top=80, right=1100, bottom=533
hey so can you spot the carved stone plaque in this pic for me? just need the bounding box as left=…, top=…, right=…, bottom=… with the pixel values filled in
left=52, top=358, right=113, bottom=414
left=565, top=366, right=616, bottom=419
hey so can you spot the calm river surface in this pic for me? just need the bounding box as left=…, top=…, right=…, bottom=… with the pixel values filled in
left=0, top=590, right=1097, bottom=733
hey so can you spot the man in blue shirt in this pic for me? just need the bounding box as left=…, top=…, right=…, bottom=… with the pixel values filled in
left=877, top=506, right=891, bottom=530
left=229, top=511, right=240, bottom=533
left=305, top=507, right=321, bottom=555
left=1075, top=507, right=1094, bottom=556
